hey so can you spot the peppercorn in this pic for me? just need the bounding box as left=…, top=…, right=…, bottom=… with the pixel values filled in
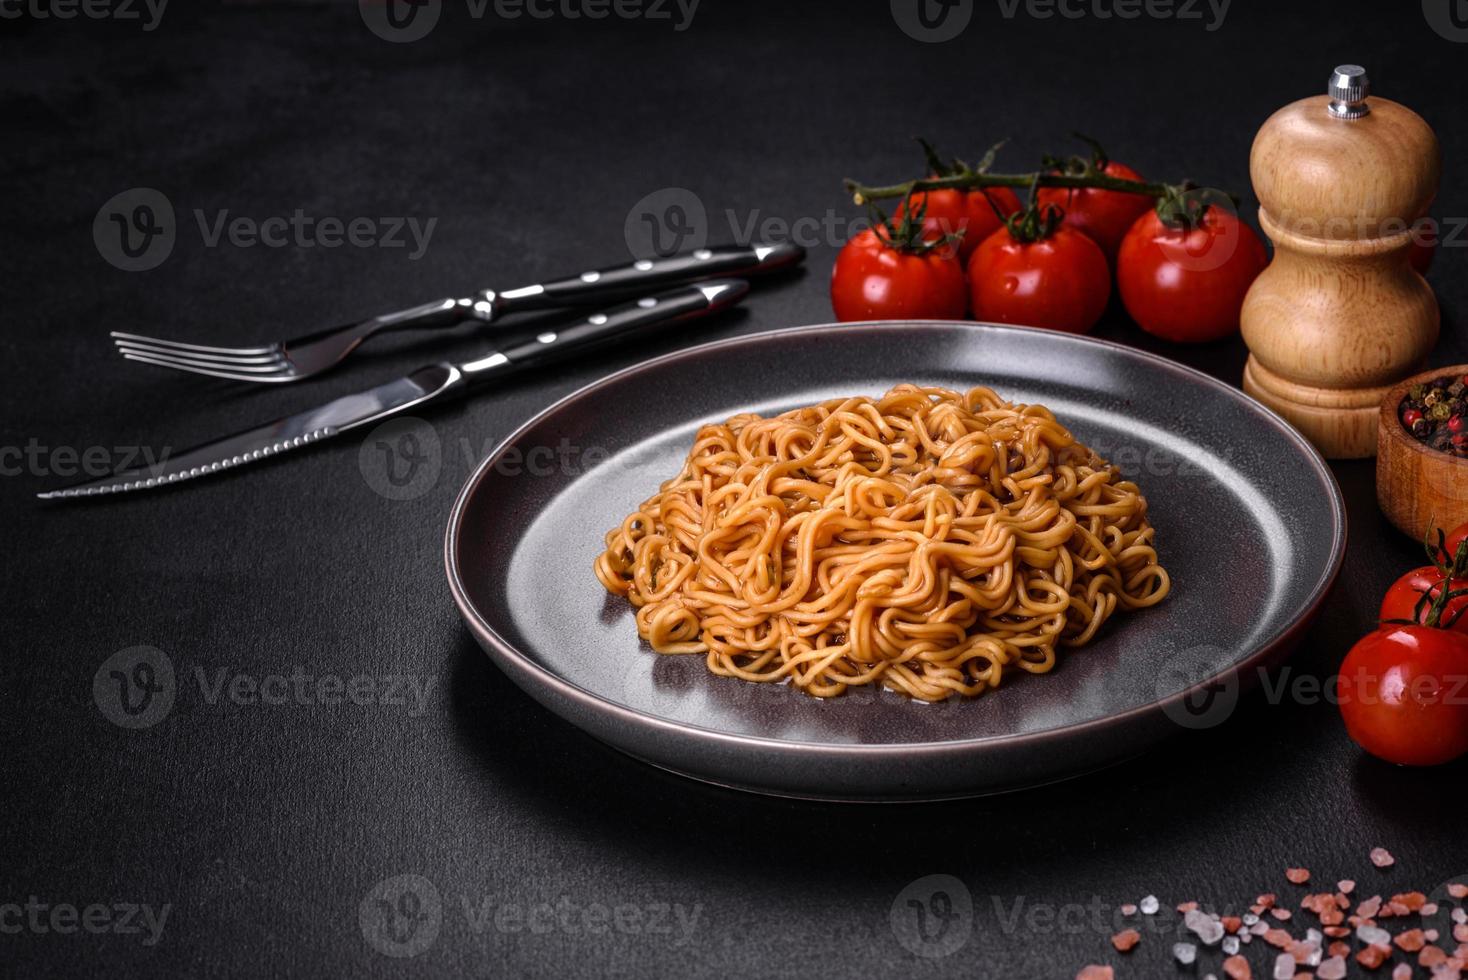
left=1398, top=374, right=1468, bottom=458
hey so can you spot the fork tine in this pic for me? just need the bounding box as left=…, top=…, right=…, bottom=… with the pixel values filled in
left=113, top=338, right=287, bottom=366
left=121, top=352, right=298, bottom=383
left=109, top=330, right=280, bottom=357
left=117, top=347, right=291, bottom=373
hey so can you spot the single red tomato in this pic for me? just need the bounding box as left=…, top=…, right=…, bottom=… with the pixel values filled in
left=967, top=223, right=1110, bottom=334
left=1337, top=625, right=1468, bottom=766
left=830, top=228, right=967, bottom=322
left=1037, top=160, right=1153, bottom=262
left=894, top=186, right=1023, bottom=263
left=1433, top=520, right=1468, bottom=566
left=1116, top=205, right=1269, bottom=344
left=1379, top=566, right=1468, bottom=635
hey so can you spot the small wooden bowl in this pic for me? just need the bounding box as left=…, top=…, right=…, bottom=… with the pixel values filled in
left=1377, top=364, right=1468, bottom=540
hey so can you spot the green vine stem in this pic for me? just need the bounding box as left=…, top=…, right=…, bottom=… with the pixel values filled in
left=845, top=168, right=1176, bottom=206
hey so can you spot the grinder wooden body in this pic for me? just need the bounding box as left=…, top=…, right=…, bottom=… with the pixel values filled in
left=1240, top=83, right=1440, bottom=459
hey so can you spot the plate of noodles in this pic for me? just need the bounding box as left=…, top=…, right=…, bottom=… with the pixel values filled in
left=446, top=321, right=1345, bottom=800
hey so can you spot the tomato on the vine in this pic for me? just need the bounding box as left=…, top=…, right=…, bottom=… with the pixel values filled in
left=1380, top=567, right=1468, bottom=635
left=1342, top=525, right=1468, bottom=766
left=1337, top=625, right=1468, bottom=767
left=895, top=187, right=1022, bottom=264
left=967, top=206, right=1110, bottom=334
left=830, top=206, right=966, bottom=322
left=1116, top=201, right=1269, bottom=344
left=1433, top=520, right=1468, bottom=566
left=1038, top=158, right=1153, bottom=262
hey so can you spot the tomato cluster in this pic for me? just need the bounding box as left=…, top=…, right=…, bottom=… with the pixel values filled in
left=1337, top=522, right=1468, bottom=767
left=832, top=145, right=1274, bottom=343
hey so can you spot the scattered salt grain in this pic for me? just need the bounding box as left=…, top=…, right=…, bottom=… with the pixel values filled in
left=1370, top=847, right=1395, bottom=868
left=1338, top=880, right=1356, bottom=895
left=1316, top=955, right=1348, bottom=980
left=1286, top=868, right=1311, bottom=885
left=1139, top=895, right=1159, bottom=915
left=1120, top=903, right=1137, bottom=916
left=1393, top=964, right=1412, bottom=980
left=1186, top=909, right=1225, bottom=946
left=1075, top=966, right=1113, bottom=980
left=1222, top=953, right=1252, bottom=979
left=1271, top=952, right=1295, bottom=979
left=1223, top=936, right=1240, bottom=955
left=1242, top=912, right=1260, bottom=926
left=1111, top=929, right=1141, bottom=953
left=1174, top=942, right=1198, bottom=965
left=1357, top=923, right=1393, bottom=947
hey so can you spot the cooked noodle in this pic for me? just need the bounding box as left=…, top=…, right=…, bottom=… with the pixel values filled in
left=593, top=385, right=1170, bottom=702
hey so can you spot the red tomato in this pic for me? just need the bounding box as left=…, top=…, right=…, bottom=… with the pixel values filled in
left=830, top=228, right=967, bottom=322
left=894, top=187, right=1023, bottom=263
left=1434, top=521, right=1468, bottom=566
left=1337, top=625, right=1468, bottom=766
left=967, top=225, right=1110, bottom=334
left=1379, top=566, right=1468, bottom=635
left=1116, top=206, right=1269, bottom=344
left=1037, top=160, right=1153, bottom=262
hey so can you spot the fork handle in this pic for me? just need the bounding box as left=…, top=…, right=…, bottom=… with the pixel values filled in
left=492, top=242, right=802, bottom=314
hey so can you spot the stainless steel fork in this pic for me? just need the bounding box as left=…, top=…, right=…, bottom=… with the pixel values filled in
left=111, top=242, right=803, bottom=382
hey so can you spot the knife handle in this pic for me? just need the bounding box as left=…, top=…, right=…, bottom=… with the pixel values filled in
left=471, top=279, right=748, bottom=378
left=493, top=242, right=800, bottom=314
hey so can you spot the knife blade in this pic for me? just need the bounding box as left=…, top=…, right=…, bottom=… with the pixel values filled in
left=40, top=279, right=748, bottom=501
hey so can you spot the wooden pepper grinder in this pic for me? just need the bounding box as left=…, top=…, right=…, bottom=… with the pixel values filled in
left=1241, top=65, right=1441, bottom=459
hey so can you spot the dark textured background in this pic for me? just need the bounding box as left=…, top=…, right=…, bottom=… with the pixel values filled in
left=3, top=1, right=1467, bottom=977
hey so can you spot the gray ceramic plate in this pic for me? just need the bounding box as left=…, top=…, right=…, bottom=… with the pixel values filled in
left=445, top=322, right=1346, bottom=801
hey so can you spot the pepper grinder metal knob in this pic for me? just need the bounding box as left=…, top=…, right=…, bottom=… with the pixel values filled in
left=1328, top=65, right=1370, bottom=119
left=1240, top=65, right=1440, bottom=459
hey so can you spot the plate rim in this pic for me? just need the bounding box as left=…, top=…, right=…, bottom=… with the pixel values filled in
left=444, top=319, right=1348, bottom=757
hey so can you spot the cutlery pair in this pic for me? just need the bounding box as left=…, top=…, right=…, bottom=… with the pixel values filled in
left=41, top=243, right=804, bottom=500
